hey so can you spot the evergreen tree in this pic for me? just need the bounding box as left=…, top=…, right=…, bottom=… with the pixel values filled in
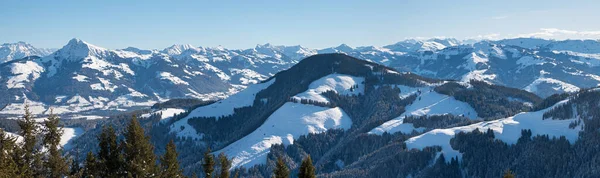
left=273, top=157, right=289, bottom=178
left=16, top=105, right=43, bottom=177
left=298, top=155, right=316, bottom=178
left=203, top=148, right=216, bottom=178
left=97, top=125, right=124, bottom=177
left=0, top=129, right=19, bottom=176
left=83, top=151, right=99, bottom=178
left=503, top=169, right=516, bottom=178
left=160, top=140, right=184, bottom=178
left=123, top=116, right=159, bottom=177
left=233, top=169, right=240, bottom=178
left=218, top=152, right=231, bottom=178
left=70, top=151, right=82, bottom=177
left=42, top=111, right=69, bottom=177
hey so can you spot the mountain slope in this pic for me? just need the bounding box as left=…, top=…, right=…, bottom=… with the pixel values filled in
left=0, top=42, right=54, bottom=63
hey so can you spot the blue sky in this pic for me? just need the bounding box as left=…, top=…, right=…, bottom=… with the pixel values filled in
left=1, top=0, right=599, bottom=49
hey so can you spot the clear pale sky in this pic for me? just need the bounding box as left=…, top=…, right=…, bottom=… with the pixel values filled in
left=1, top=0, right=599, bottom=49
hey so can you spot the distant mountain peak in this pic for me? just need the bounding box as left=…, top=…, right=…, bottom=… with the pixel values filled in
left=0, top=41, right=55, bottom=63
left=53, top=38, right=109, bottom=60
left=162, top=44, right=202, bottom=55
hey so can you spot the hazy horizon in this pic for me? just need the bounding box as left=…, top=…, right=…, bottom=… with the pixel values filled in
left=2, top=0, right=600, bottom=49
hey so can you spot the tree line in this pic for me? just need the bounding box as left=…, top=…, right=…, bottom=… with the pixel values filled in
left=0, top=105, right=317, bottom=178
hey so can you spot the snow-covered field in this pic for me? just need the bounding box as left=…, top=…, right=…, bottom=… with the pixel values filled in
left=3, top=127, right=82, bottom=150
left=292, top=74, right=364, bottom=104
left=369, top=85, right=477, bottom=135
left=141, top=108, right=186, bottom=122
left=182, top=78, right=275, bottom=119
left=170, top=79, right=275, bottom=139
left=524, top=77, right=580, bottom=96
left=61, top=127, right=84, bottom=150
left=215, top=102, right=352, bottom=168
left=405, top=99, right=581, bottom=162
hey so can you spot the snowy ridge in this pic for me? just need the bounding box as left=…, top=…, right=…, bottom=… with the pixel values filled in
left=170, top=79, right=275, bottom=139
left=0, top=41, right=54, bottom=63
left=524, top=77, right=580, bottom=97
left=292, top=74, right=364, bottom=104
left=6, top=61, right=44, bottom=89
left=216, top=102, right=352, bottom=168
left=3, top=37, right=600, bottom=118
left=181, top=78, right=275, bottom=119
left=404, top=99, right=581, bottom=162
left=369, top=85, right=477, bottom=135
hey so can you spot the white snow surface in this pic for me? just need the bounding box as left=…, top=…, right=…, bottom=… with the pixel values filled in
left=6, top=61, right=44, bottom=89
left=369, top=85, right=477, bottom=135
left=405, top=99, right=581, bottom=162
left=524, top=77, right=580, bottom=94
left=61, top=127, right=84, bottom=150
left=158, top=72, right=189, bottom=85
left=182, top=78, right=275, bottom=119
left=141, top=108, right=186, bottom=122
left=216, top=102, right=352, bottom=168
left=170, top=79, right=275, bottom=139
left=292, top=74, right=364, bottom=104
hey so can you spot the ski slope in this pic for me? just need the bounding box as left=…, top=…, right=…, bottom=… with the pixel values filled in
left=292, top=74, right=364, bottom=104
left=405, top=99, right=581, bottom=162
left=216, top=102, right=352, bottom=168
left=369, top=85, right=477, bottom=135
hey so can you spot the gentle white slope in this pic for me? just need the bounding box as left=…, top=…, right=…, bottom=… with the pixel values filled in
left=170, top=79, right=275, bottom=139
left=524, top=77, right=580, bottom=97
left=4, top=127, right=81, bottom=150
left=369, top=85, right=477, bottom=135
left=216, top=102, right=352, bottom=168
left=61, top=127, right=84, bottom=150
left=183, top=78, right=275, bottom=119
left=405, top=100, right=581, bottom=162
left=292, top=74, right=364, bottom=104
left=141, top=108, right=186, bottom=122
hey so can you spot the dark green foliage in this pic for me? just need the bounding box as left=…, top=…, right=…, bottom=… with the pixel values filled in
left=160, top=140, right=184, bottom=178
left=123, top=116, right=159, bottom=177
left=449, top=127, right=600, bottom=178
left=0, top=118, right=21, bottom=133
left=17, top=105, right=43, bottom=177
left=542, top=102, right=573, bottom=120
left=419, top=154, right=461, bottom=178
left=42, top=112, right=69, bottom=177
left=203, top=148, right=216, bottom=178
left=151, top=98, right=215, bottom=110
left=97, top=125, right=124, bottom=177
left=83, top=151, right=99, bottom=177
left=435, top=80, right=542, bottom=119
left=503, top=170, right=516, bottom=178
left=218, top=153, right=231, bottom=178
left=533, top=93, right=570, bottom=111
left=0, top=129, right=19, bottom=176
left=298, top=155, right=316, bottom=178
left=274, top=157, right=290, bottom=178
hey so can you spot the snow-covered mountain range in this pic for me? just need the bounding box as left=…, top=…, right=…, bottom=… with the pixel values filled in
left=0, top=42, right=55, bottom=63
left=1, top=38, right=600, bottom=117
